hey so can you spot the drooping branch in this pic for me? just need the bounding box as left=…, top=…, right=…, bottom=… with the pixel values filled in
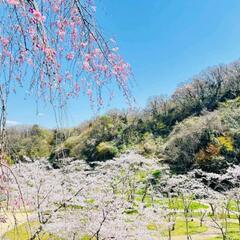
left=1, top=0, right=132, bottom=107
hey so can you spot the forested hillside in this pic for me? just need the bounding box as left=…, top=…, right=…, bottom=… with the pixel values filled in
left=7, top=60, right=240, bottom=173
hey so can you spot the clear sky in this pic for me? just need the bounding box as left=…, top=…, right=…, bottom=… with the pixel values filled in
left=7, top=0, right=240, bottom=128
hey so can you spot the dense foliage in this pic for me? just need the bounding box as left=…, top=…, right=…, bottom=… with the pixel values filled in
left=8, top=125, right=53, bottom=160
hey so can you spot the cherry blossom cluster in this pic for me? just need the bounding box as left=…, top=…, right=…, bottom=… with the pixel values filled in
left=0, top=0, right=132, bottom=106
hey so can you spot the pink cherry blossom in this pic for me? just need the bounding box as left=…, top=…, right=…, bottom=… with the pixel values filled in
left=65, top=72, right=72, bottom=80
left=1, top=38, right=9, bottom=47
left=7, top=0, right=19, bottom=5
left=94, top=48, right=101, bottom=55
left=80, top=42, right=88, bottom=48
left=57, top=29, right=66, bottom=40
left=74, top=82, right=80, bottom=93
left=66, top=52, right=74, bottom=60
left=27, top=58, right=33, bottom=65
left=87, top=88, right=93, bottom=96
left=85, top=53, right=92, bottom=62
left=83, top=61, right=91, bottom=71
left=32, top=9, right=45, bottom=22
left=44, top=47, right=56, bottom=63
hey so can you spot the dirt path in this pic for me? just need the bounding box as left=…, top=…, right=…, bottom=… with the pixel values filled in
left=0, top=211, right=33, bottom=237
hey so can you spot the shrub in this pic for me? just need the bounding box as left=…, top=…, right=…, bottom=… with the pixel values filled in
left=152, top=169, right=161, bottom=178
left=143, top=140, right=157, bottom=155
left=4, top=154, right=14, bottom=165
left=140, top=133, right=157, bottom=155
left=217, top=136, right=234, bottom=152
left=18, top=137, right=51, bottom=159
left=233, top=131, right=240, bottom=147
left=195, top=144, right=220, bottom=162
left=137, top=133, right=165, bottom=156
left=195, top=143, right=227, bottom=172
left=64, top=135, right=82, bottom=150
left=95, top=142, right=118, bottom=161
left=70, top=142, right=86, bottom=159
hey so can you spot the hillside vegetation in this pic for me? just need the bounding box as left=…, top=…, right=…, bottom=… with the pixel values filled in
left=7, top=60, right=240, bottom=173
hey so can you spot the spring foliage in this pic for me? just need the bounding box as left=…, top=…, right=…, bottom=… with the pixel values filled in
left=7, top=61, right=240, bottom=171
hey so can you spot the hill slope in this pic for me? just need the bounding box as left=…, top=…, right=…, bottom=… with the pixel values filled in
left=7, top=60, right=240, bottom=174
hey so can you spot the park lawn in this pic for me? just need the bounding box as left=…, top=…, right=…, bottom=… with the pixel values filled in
left=147, top=218, right=208, bottom=236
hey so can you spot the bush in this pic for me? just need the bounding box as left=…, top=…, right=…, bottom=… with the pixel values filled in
left=136, top=133, right=165, bottom=156
left=217, top=136, right=234, bottom=152
left=64, top=136, right=82, bottom=150
left=4, top=154, right=14, bottom=165
left=95, top=142, right=118, bottom=161
left=143, top=140, right=157, bottom=155
left=139, top=133, right=157, bottom=155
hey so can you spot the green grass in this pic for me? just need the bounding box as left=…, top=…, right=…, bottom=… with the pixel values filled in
left=146, top=223, right=158, bottom=231
left=3, top=222, right=63, bottom=240
left=81, top=234, right=96, bottom=240
left=83, top=198, right=95, bottom=204
left=65, top=204, right=84, bottom=210
left=166, top=219, right=208, bottom=236
left=151, top=169, right=161, bottom=178
left=161, top=198, right=208, bottom=210
left=124, top=208, right=139, bottom=215
left=224, top=222, right=240, bottom=240
left=135, top=170, right=148, bottom=182
left=147, top=218, right=208, bottom=236
left=135, top=194, right=153, bottom=207
left=135, top=195, right=209, bottom=210
left=207, top=222, right=240, bottom=240
left=226, top=200, right=240, bottom=212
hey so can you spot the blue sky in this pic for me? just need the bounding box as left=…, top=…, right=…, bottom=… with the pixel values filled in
left=7, top=0, right=240, bottom=128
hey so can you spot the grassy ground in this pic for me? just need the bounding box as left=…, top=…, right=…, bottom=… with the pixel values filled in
left=2, top=221, right=63, bottom=240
